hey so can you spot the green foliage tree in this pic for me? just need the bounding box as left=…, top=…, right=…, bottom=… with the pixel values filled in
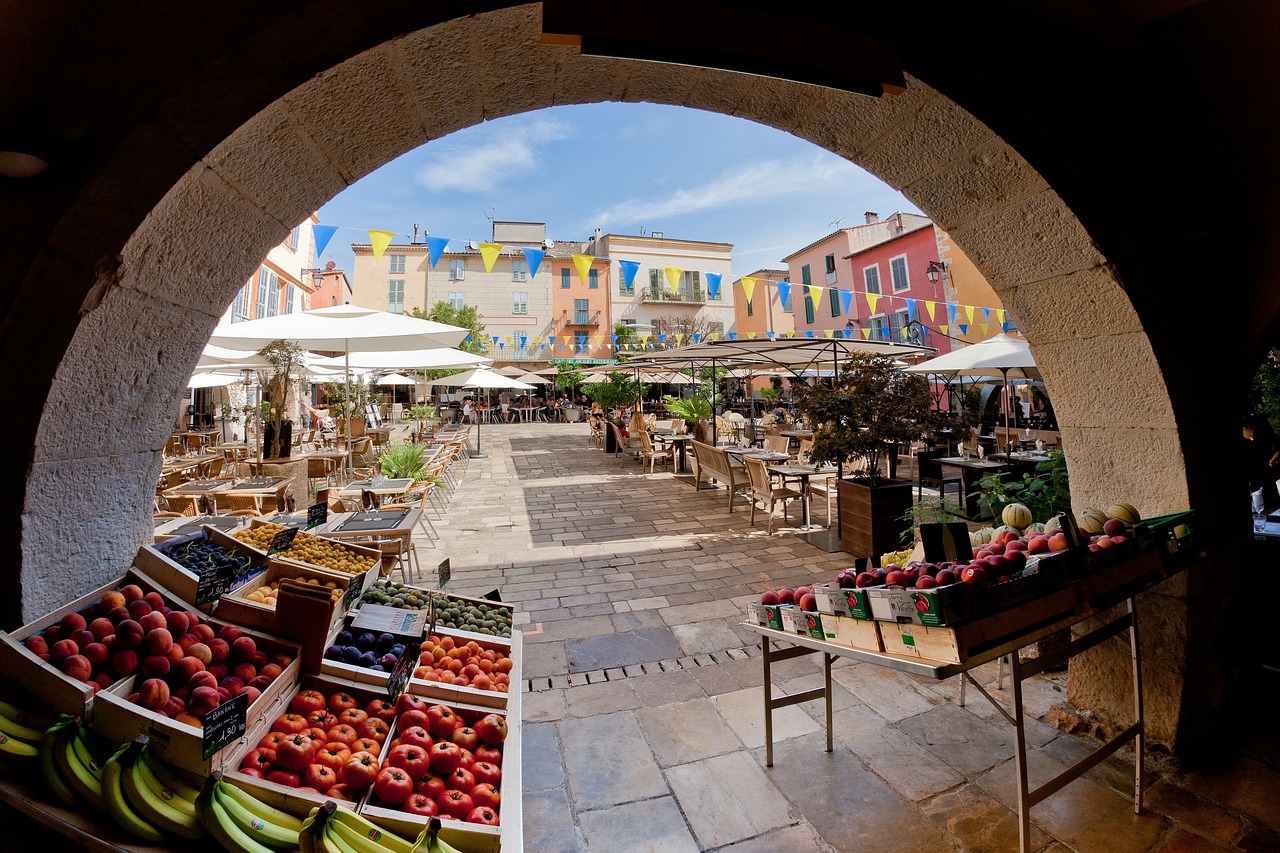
left=1252, top=351, right=1280, bottom=428
left=257, top=339, right=305, bottom=458
left=662, top=387, right=723, bottom=443
left=581, top=373, right=642, bottom=412
left=412, top=302, right=486, bottom=357
left=970, top=448, right=1071, bottom=523
left=552, top=361, right=586, bottom=399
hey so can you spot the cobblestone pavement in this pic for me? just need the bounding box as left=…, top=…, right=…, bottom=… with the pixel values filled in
left=408, top=421, right=1280, bottom=853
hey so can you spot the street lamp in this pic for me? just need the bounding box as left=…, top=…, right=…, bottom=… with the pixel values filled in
left=924, top=260, right=947, bottom=285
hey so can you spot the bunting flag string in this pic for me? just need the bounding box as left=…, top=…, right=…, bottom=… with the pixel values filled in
left=740, top=276, right=756, bottom=306
left=664, top=266, right=683, bottom=295
left=478, top=242, right=502, bottom=274
left=522, top=247, right=545, bottom=278
left=706, top=272, right=722, bottom=301
left=312, top=225, right=338, bottom=258
left=368, top=230, right=395, bottom=263
left=425, top=236, right=449, bottom=268
left=839, top=288, right=853, bottom=314
left=775, top=280, right=791, bottom=305
left=618, top=259, right=639, bottom=292
left=572, top=253, right=594, bottom=285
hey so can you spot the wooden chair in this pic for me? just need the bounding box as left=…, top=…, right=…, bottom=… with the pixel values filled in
left=744, top=457, right=802, bottom=534
left=154, top=511, right=183, bottom=519
left=164, top=494, right=201, bottom=516
left=608, top=421, right=643, bottom=464
left=382, top=484, right=441, bottom=542
left=639, top=430, right=675, bottom=474
left=223, top=493, right=263, bottom=515
left=588, top=414, right=606, bottom=447
left=669, top=418, right=686, bottom=435
left=307, top=456, right=335, bottom=493
left=763, top=435, right=791, bottom=455
left=223, top=509, right=262, bottom=518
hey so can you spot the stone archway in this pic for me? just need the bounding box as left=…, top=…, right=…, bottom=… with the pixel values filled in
left=15, top=6, right=1193, bottom=746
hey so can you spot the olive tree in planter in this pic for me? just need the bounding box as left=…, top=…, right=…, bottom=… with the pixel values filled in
left=794, top=352, right=933, bottom=562
left=257, top=339, right=305, bottom=459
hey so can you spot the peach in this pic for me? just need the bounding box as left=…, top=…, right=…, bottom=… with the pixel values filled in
left=82, top=642, right=110, bottom=669
left=219, top=676, right=244, bottom=693
left=217, top=687, right=233, bottom=703
left=165, top=643, right=185, bottom=663
left=115, top=619, right=144, bottom=649
left=189, top=686, right=221, bottom=716
left=59, top=612, right=87, bottom=635
left=50, top=639, right=79, bottom=665
left=173, top=685, right=190, bottom=701
left=251, top=650, right=269, bottom=669
left=187, top=670, right=218, bottom=692
left=93, top=671, right=115, bottom=690
left=42, top=625, right=62, bottom=643
left=187, top=642, right=212, bottom=666
left=98, top=590, right=126, bottom=614
left=120, top=584, right=144, bottom=603
left=248, top=675, right=274, bottom=691
left=177, top=632, right=199, bottom=653
left=232, top=662, right=258, bottom=684
left=139, top=610, right=167, bottom=634
left=69, top=629, right=96, bottom=650
left=61, top=654, right=92, bottom=682
left=207, top=638, right=230, bottom=663
left=22, top=635, right=48, bottom=657
left=270, top=653, right=293, bottom=668
left=192, top=623, right=215, bottom=643
left=126, top=599, right=152, bottom=621
left=143, top=628, right=173, bottom=656
left=89, top=617, right=115, bottom=641
left=140, top=654, right=171, bottom=679
left=111, top=648, right=139, bottom=677
left=107, top=605, right=131, bottom=625
left=143, top=591, right=165, bottom=611
left=171, top=656, right=205, bottom=684
left=207, top=663, right=229, bottom=682
left=259, top=663, right=283, bottom=680
left=161, top=696, right=186, bottom=718
left=164, top=610, right=190, bottom=638
left=139, top=677, right=170, bottom=710
left=237, top=685, right=262, bottom=704
left=175, top=712, right=203, bottom=729
left=227, top=636, right=256, bottom=662
left=216, top=624, right=244, bottom=644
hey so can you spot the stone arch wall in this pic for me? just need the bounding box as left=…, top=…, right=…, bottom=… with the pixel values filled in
left=17, top=5, right=1190, bottom=742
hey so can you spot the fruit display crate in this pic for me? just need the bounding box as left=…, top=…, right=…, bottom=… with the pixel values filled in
left=352, top=581, right=516, bottom=645
left=217, top=558, right=358, bottom=635
left=228, top=519, right=382, bottom=596
left=134, top=526, right=268, bottom=611
left=406, top=629, right=521, bottom=711
left=0, top=568, right=204, bottom=720
left=358, top=691, right=521, bottom=852
left=89, top=623, right=302, bottom=776
left=319, top=609, right=426, bottom=688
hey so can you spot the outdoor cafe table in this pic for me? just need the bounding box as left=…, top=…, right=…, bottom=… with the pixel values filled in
left=161, top=452, right=219, bottom=474
left=765, top=462, right=835, bottom=531
left=336, top=477, right=415, bottom=501
left=314, top=507, right=423, bottom=582
left=152, top=513, right=247, bottom=542
left=937, top=453, right=1049, bottom=518
left=778, top=428, right=813, bottom=451
left=652, top=432, right=693, bottom=473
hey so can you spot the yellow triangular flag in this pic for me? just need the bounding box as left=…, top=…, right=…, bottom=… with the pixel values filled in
left=479, top=242, right=503, bottom=273
left=741, top=277, right=756, bottom=305
left=940, top=324, right=949, bottom=335
left=533, top=337, right=541, bottom=345
left=808, top=285, right=824, bottom=303
left=924, top=300, right=936, bottom=322
left=823, top=329, right=833, bottom=338
left=867, top=293, right=880, bottom=314
left=592, top=335, right=600, bottom=345
left=665, top=266, right=683, bottom=295
left=572, top=254, right=594, bottom=285
left=747, top=331, right=756, bottom=339
left=368, top=230, right=395, bottom=263
left=996, top=309, right=1006, bottom=325
left=641, top=335, right=650, bottom=343
left=861, top=328, right=871, bottom=339
left=964, top=304, right=975, bottom=325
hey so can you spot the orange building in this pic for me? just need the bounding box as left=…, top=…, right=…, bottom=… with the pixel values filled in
left=548, top=251, right=612, bottom=358
left=732, top=269, right=793, bottom=339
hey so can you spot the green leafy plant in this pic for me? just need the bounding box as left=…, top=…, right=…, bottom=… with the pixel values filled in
left=581, top=373, right=643, bottom=412
left=896, top=495, right=966, bottom=544
left=257, top=339, right=305, bottom=458
left=793, top=352, right=933, bottom=486
left=969, top=448, right=1070, bottom=522
left=413, top=302, right=487, bottom=357
left=662, top=387, right=723, bottom=443
left=378, top=442, right=432, bottom=481
left=552, top=361, right=585, bottom=399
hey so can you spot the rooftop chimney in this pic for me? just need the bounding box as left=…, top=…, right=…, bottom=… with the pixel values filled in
left=864, top=211, right=879, bottom=224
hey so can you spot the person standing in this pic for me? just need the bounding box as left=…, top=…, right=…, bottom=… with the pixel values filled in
left=498, top=389, right=511, bottom=423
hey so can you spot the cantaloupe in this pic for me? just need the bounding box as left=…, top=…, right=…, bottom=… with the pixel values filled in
left=1080, top=509, right=1109, bottom=534
left=994, top=524, right=1021, bottom=539
left=1024, top=522, right=1046, bottom=534
left=1106, top=503, right=1141, bottom=525
left=1002, top=503, right=1033, bottom=530
left=1044, top=516, right=1062, bottom=534
left=971, top=527, right=995, bottom=545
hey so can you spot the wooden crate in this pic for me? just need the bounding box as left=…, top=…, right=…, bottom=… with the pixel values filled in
left=406, top=629, right=519, bottom=711
left=89, top=624, right=301, bottom=775
left=359, top=688, right=522, bottom=852
left=351, top=584, right=516, bottom=646
left=226, top=519, right=381, bottom=592
left=0, top=568, right=200, bottom=720
left=828, top=613, right=883, bottom=653
left=319, top=611, right=424, bottom=689
left=133, top=528, right=268, bottom=611
left=217, top=559, right=353, bottom=634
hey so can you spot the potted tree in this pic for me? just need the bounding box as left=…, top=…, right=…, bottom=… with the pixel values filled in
left=794, top=352, right=933, bottom=561
left=662, top=387, right=720, bottom=445
left=257, top=339, right=305, bottom=459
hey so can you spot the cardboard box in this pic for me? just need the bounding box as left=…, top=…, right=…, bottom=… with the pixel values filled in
left=812, top=584, right=851, bottom=616
left=842, top=587, right=875, bottom=620
left=133, top=528, right=268, bottom=610
left=406, top=629, right=519, bottom=711
left=217, top=559, right=354, bottom=634
left=879, top=622, right=962, bottom=662
left=89, top=623, right=301, bottom=776
left=799, top=611, right=837, bottom=642
left=0, top=568, right=200, bottom=720
left=779, top=606, right=805, bottom=634
left=761, top=604, right=785, bottom=631
left=745, top=601, right=768, bottom=625
left=828, top=613, right=884, bottom=652
left=867, top=586, right=924, bottom=625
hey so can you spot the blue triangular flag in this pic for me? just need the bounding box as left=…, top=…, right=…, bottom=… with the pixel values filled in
left=958, top=324, right=968, bottom=336
left=425, top=236, right=449, bottom=268
left=611, top=335, right=618, bottom=344
left=312, top=225, right=338, bottom=258
left=805, top=330, right=814, bottom=338
left=659, top=334, right=667, bottom=343
left=728, top=331, right=737, bottom=340
left=767, top=331, right=775, bottom=340
left=1002, top=322, right=1010, bottom=333
left=843, top=328, right=851, bottom=338
left=705, top=273, right=722, bottom=301
left=905, top=298, right=916, bottom=318
left=693, top=333, right=701, bottom=343
left=840, top=289, right=853, bottom=314
left=522, top=248, right=545, bottom=278
left=618, top=260, right=640, bottom=292
left=775, top=280, right=791, bottom=306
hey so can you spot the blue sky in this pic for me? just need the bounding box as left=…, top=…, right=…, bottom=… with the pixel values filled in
left=316, top=102, right=920, bottom=280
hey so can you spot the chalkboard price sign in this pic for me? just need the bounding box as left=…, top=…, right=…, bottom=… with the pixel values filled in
left=267, top=526, right=299, bottom=555
left=202, top=691, right=249, bottom=758
left=194, top=562, right=234, bottom=606
left=386, top=643, right=420, bottom=704
left=307, top=502, right=327, bottom=529
left=437, top=558, right=451, bottom=589
left=344, top=571, right=366, bottom=609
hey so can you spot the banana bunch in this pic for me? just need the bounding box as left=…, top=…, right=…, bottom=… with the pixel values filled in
left=412, top=819, right=466, bottom=853
left=42, top=714, right=110, bottom=812
left=300, top=800, right=422, bottom=853
left=0, top=697, right=50, bottom=764
left=197, top=769, right=304, bottom=853
left=879, top=547, right=915, bottom=568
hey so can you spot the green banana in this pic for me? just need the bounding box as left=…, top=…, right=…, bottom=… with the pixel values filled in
left=0, top=697, right=57, bottom=731
left=0, top=728, right=39, bottom=761
left=213, top=782, right=300, bottom=849
left=300, top=802, right=338, bottom=853
left=411, top=819, right=465, bottom=853
left=134, top=748, right=197, bottom=819
left=330, top=805, right=415, bottom=853
left=197, top=778, right=279, bottom=853
left=71, top=727, right=104, bottom=778
left=141, top=747, right=203, bottom=804
left=0, top=707, right=47, bottom=743
left=102, top=740, right=168, bottom=842
left=325, top=819, right=364, bottom=853
left=216, top=775, right=305, bottom=832
left=38, top=716, right=80, bottom=806
left=55, top=726, right=105, bottom=812
left=119, top=738, right=204, bottom=839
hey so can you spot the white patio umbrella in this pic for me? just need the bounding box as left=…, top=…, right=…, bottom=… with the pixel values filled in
left=495, top=365, right=527, bottom=377
left=187, top=371, right=241, bottom=389
left=427, top=368, right=534, bottom=457
left=376, top=372, right=416, bottom=386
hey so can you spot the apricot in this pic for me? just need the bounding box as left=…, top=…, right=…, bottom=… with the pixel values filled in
left=98, top=590, right=126, bottom=614
left=126, top=599, right=152, bottom=621
left=62, top=654, right=93, bottom=682
left=189, top=686, right=221, bottom=716
left=139, top=677, right=170, bottom=710
left=139, top=610, right=167, bottom=634
left=111, top=648, right=139, bottom=677
left=143, top=628, right=173, bottom=656
left=50, top=639, right=79, bottom=665
left=140, top=654, right=170, bottom=679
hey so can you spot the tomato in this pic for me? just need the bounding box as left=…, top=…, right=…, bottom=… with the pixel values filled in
left=446, top=766, right=474, bottom=792
left=473, top=713, right=507, bottom=746
left=325, top=783, right=352, bottom=801
left=365, top=698, right=398, bottom=724
left=307, top=709, right=337, bottom=729
left=428, top=741, right=463, bottom=776
left=289, top=689, right=327, bottom=717
left=403, top=793, right=438, bottom=816
left=238, top=767, right=264, bottom=779
left=397, top=709, right=429, bottom=732
left=239, top=747, right=275, bottom=774
left=395, top=693, right=428, bottom=718
left=473, top=745, right=502, bottom=767
left=303, top=763, right=337, bottom=791
left=304, top=727, right=328, bottom=744
left=337, top=708, right=368, bottom=728
left=398, top=725, right=433, bottom=751
left=449, top=726, right=480, bottom=751
left=471, top=761, right=501, bottom=787
left=271, top=712, right=309, bottom=735
left=328, top=691, right=358, bottom=715
left=435, top=789, right=474, bottom=820
left=275, top=733, right=318, bottom=772
left=357, top=717, right=390, bottom=744
left=352, top=737, right=382, bottom=754
left=259, top=731, right=288, bottom=750
left=466, top=806, right=499, bottom=826
left=266, top=769, right=301, bottom=788
left=386, top=743, right=431, bottom=782
left=326, top=724, right=359, bottom=747
left=470, top=782, right=500, bottom=811
left=341, top=751, right=380, bottom=792
left=314, top=742, right=351, bottom=772
left=425, top=705, right=458, bottom=740
left=373, top=766, right=413, bottom=805
left=415, top=773, right=446, bottom=799
left=457, top=748, right=475, bottom=771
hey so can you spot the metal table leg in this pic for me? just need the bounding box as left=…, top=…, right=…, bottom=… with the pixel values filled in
left=760, top=633, right=832, bottom=767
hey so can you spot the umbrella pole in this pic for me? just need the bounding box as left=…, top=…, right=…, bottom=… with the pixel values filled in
left=471, top=385, right=487, bottom=458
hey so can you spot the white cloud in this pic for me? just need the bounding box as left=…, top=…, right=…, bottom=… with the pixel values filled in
left=415, top=117, right=572, bottom=193
left=586, top=154, right=870, bottom=228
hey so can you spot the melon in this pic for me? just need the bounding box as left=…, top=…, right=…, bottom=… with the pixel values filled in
left=971, top=527, right=995, bottom=546
left=1001, top=503, right=1033, bottom=530
left=1106, top=503, right=1141, bottom=525
left=1024, top=522, right=1046, bottom=534
left=994, top=525, right=1021, bottom=539
left=1080, top=509, right=1109, bottom=534
left=1044, top=516, right=1062, bottom=534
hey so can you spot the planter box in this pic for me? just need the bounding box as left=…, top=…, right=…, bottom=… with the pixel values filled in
left=89, top=624, right=301, bottom=776
left=836, top=479, right=914, bottom=563
left=218, top=559, right=355, bottom=634
left=0, top=569, right=201, bottom=720
left=134, top=528, right=268, bottom=610
left=406, top=629, right=520, bottom=711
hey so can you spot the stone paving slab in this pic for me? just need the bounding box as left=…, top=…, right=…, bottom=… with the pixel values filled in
left=712, top=686, right=821, bottom=749
left=635, top=698, right=746, bottom=767
left=565, top=626, right=684, bottom=671
left=665, top=751, right=797, bottom=848
left=560, top=710, right=670, bottom=811
left=577, top=796, right=700, bottom=852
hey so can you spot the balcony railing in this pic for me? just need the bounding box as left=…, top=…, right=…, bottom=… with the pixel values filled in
left=639, top=287, right=708, bottom=305
left=564, top=310, right=601, bottom=327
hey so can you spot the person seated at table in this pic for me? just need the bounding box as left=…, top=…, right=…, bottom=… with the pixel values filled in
left=771, top=403, right=790, bottom=423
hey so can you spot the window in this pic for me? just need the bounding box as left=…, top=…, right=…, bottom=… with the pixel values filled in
left=588, top=269, right=599, bottom=289
left=288, top=226, right=299, bottom=251
left=683, top=270, right=702, bottom=301
left=804, top=291, right=815, bottom=324
left=868, top=314, right=888, bottom=340
left=512, top=291, right=528, bottom=314
left=448, top=292, right=465, bottom=311
left=781, top=283, right=793, bottom=313
left=574, top=298, right=589, bottom=324
left=829, top=286, right=841, bottom=317
left=388, top=279, right=405, bottom=314
left=284, top=283, right=296, bottom=314
left=232, top=281, right=250, bottom=322
left=561, top=268, right=571, bottom=288
left=746, top=295, right=754, bottom=317
left=255, top=268, right=269, bottom=318
left=449, top=259, right=466, bottom=280
left=801, top=264, right=812, bottom=286
left=864, top=264, right=881, bottom=295
left=825, top=253, right=837, bottom=285
left=891, top=309, right=909, bottom=341
left=890, top=255, right=909, bottom=292
left=265, top=271, right=279, bottom=316
left=512, top=258, right=528, bottom=282
left=389, top=254, right=406, bottom=274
